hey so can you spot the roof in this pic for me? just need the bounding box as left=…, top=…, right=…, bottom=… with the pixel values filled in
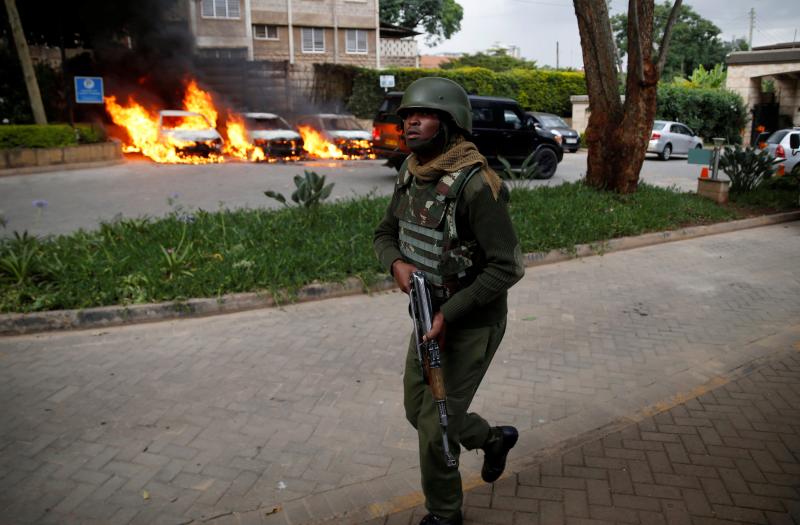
left=242, top=112, right=280, bottom=119
left=752, top=42, right=800, bottom=51
left=419, top=55, right=456, bottom=69
left=159, top=110, right=202, bottom=117
left=379, top=22, right=420, bottom=39
left=727, top=46, right=800, bottom=66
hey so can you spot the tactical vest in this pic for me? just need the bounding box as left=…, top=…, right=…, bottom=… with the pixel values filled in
left=394, top=161, right=481, bottom=296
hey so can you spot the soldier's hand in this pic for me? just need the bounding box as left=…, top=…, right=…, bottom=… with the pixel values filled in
left=423, top=311, right=446, bottom=348
left=391, top=259, right=417, bottom=294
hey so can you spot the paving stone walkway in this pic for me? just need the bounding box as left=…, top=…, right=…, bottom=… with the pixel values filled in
left=1, top=222, right=799, bottom=525
left=351, top=351, right=800, bottom=525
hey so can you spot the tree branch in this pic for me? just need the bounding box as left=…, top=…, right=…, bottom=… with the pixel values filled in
left=656, top=0, right=683, bottom=76
left=629, top=0, right=645, bottom=85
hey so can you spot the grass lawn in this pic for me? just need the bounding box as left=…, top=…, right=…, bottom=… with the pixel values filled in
left=0, top=181, right=795, bottom=313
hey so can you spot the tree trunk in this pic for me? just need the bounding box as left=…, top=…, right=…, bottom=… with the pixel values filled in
left=4, top=0, right=48, bottom=125
left=574, top=0, right=660, bottom=194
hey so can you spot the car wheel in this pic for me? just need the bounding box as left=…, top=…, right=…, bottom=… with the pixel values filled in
left=660, top=144, right=672, bottom=161
left=695, top=143, right=703, bottom=150
left=533, top=148, right=558, bottom=179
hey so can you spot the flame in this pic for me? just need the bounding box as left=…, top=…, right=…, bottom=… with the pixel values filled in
left=298, top=125, right=345, bottom=159
left=183, top=80, right=217, bottom=128
left=104, top=96, right=222, bottom=164
left=224, top=115, right=266, bottom=162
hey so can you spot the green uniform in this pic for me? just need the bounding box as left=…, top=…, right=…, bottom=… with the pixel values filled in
left=373, top=155, right=525, bottom=518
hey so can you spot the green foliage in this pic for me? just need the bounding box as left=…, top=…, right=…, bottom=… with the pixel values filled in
left=611, top=1, right=728, bottom=78
left=442, top=49, right=537, bottom=72
left=379, top=0, right=463, bottom=43
left=347, top=67, right=586, bottom=119
left=671, top=64, right=726, bottom=89
left=0, top=183, right=757, bottom=313
left=719, top=145, right=778, bottom=194
left=0, top=125, right=76, bottom=149
left=656, top=85, right=746, bottom=144
left=264, top=170, right=335, bottom=208
left=497, top=152, right=543, bottom=189
left=0, top=124, right=106, bottom=149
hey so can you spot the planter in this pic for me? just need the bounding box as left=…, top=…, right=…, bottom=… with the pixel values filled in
left=697, top=178, right=730, bottom=204
left=0, top=141, right=122, bottom=171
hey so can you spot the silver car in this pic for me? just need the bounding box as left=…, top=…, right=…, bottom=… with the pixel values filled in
left=763, top=128, right=800, bottom=174
left=647, top=120, right=703, bottom=161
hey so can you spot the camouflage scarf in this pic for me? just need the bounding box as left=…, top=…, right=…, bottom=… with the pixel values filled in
left=407, top=136, right=503, bottom=200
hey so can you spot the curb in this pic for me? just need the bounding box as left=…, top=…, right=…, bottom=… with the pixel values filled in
left=0, top=158, right=125, bottom=177
left=2, top=210, right=799, bottom=336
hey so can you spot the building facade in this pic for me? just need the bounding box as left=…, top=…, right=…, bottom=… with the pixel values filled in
left=186, top=0, right=381, bottom=67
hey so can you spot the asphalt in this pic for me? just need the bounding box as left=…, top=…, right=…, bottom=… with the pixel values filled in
left=1, top=221, right=799, bottom=525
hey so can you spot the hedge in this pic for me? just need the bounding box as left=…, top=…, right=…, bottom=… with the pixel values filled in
left=0, top=124, right=106, bottom=149
left=656, top=85, right=746, bottom=145
left=347, top=67, right=587, bottom=119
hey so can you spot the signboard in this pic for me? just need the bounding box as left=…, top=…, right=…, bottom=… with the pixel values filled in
left=688, top=148, right=712, bottom=166
left=74, top=76, right=104, bottom=104
left=379, top=75, right=396, bottom=89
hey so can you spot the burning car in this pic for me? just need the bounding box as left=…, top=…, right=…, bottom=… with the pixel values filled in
left=157, top=109, right=223, bottom=156
left=243, top=112, right=304, bottom=159
left=295, top=114, right=373, bottom=158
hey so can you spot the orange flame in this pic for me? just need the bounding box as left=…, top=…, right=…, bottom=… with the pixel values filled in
left=297, top=125, right=345, bottom=159
left=183, top=80, right=217, bottom=128
left=104, top=96, right=223, bottom=164
left=224, top=115, right=266, bottom=162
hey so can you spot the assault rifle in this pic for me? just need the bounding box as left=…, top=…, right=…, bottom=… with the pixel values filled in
left=409, top=271, right=457, bottom=468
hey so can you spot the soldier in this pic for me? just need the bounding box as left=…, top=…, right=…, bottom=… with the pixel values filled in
left=373, top=77, right=526, bottom=525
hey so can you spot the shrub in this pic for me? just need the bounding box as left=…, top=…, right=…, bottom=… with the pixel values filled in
left=719, top=145, right=777, bottom=193
left=0, top=124, right=108, bottom=149
left=347, top=67, right=587, bottom=119
left=656, top=85, right=746, bottom=144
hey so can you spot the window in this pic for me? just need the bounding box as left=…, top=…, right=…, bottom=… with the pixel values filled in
left=345, top=29, right=368, bottom=54
left=301, top=28, right=325, bottom=53
left=253, top=24, right=278, bottom=40
left=503, top=109, right=522, bottom=130
left=201, top=0, right=240, bottom=19
left=472, top=107, right=494, bottom=127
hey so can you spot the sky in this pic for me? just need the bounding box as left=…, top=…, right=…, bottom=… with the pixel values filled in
left=420, top=0, right=800, bottom=69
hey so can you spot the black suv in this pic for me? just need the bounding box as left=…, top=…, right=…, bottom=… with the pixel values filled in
left=372, top=92, right=563, bottom=178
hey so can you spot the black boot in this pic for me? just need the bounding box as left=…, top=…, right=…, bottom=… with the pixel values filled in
left=481, top=426, right=519, bottom=483
left=419, top=511, right=463, bottom=525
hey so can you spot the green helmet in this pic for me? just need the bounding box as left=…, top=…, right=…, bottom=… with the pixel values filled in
left=397, top=77, right=472, bottom=134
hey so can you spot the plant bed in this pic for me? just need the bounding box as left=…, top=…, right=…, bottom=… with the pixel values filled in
left=0, top=182, right=794, bottom=314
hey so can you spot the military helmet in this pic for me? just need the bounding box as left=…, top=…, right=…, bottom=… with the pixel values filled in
left=397, top=77, right=472, bottom=134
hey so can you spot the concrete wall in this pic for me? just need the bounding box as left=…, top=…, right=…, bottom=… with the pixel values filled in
left=726, top=62, right=800, bottom=140
left=0, top=142, right=123, bottom=171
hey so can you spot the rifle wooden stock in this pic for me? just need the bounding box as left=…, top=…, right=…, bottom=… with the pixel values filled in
left=409, top=271, right=457, bottom=468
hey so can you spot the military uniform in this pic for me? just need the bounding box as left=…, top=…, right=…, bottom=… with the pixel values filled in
left=373, top=77, right=525, bottom=523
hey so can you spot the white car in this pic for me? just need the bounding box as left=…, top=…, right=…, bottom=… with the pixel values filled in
left=295, top=113, right=373, bottom=157
left=647, top=120, right=704, bottom=161
left=243, top=112, right=304, bottom=158
left=763, top=128, right=800, bottom=174
left=157, top=110, right=223, bottom=155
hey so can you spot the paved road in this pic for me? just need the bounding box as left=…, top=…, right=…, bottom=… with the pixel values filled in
left=0, top=152, right=705, bottom=238
left=364, top=351, right=800, bottom=525
left=1, top=222, right=798, bottom=524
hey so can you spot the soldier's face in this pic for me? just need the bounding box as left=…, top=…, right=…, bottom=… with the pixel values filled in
left=403, top=110, right=440, bottom=143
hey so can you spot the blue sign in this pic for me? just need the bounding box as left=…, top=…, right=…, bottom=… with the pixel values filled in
left=74, top=76, right=104, bottom=104
left=687, top=148, right=713, bottom=166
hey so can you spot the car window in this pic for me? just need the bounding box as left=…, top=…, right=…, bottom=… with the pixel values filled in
left=503, top=109, right=523, bottom=130
left=161, top=114, right=210, bottom=130
left=767, top=130, right=790, bottom=144
left=652, top=121, right=667, bottom=130
left=539, top=115, right=568, bottom=128
left=472, top=107, right=494, bottom=127
left=246, top=117, right=288, bottom=130
left=380, top=96, right=402, bottom=114
left=674, top=125, right=689, bottom=135
left=322, top=117, right=362, bottom=131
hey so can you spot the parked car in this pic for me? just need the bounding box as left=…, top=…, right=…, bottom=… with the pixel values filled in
left=242, top=112, right=303, bottom=158
left=647, top=120, right=703, bottom=160
left=372, top=92, right=563, bottom=178
left=526, top=111, right=580, bottom=152
left=763, top=127, right=800, bottom=174
left=294, top=114, right=373, bottom=157
left=157, top=110, right=223, bottom=156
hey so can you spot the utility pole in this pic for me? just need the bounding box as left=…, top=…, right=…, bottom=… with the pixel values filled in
left=556, top=41, right=559, bottom=70
left=4, top=0, right=47, bottom=124
left=748, top=8, right=755, bottom=51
